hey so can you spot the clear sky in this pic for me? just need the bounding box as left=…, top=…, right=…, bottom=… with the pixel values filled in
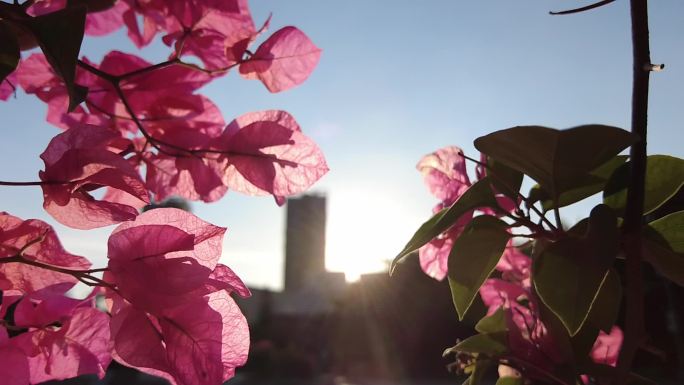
left=1, top=1, right=683, bottom=290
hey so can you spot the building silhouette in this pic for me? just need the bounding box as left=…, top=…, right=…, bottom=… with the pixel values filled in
left=284, top=194, right=328, bottom=292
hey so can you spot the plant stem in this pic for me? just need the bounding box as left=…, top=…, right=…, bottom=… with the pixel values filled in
left=614, top=0, right=651, bottom=383
left=459, top=152, right=559, bottom=232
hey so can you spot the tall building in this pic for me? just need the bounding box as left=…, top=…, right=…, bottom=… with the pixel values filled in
left=284, top=194, right=327, bottom=292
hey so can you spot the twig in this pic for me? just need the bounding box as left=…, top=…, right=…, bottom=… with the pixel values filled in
left=550, top=0, right=616, bottom=15
left=0, top=180, right=70, bottom=186
left=459, top=152, right=559, bottom=233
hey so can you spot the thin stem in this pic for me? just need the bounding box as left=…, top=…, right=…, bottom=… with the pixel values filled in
left=459, top=152, right=559, bottom=232
left=553, top=204, right=563, bottom=231
left=77, top=60, right=118, bottom=83
left=0, top=180, right=70, bottom=186
left=614, top=0, right=651, bottom=383
left=119, top=58, right=181, bottom=80
left=0, top=254, right=117, bottom=292
left=549, top=0, right=616, bottom=15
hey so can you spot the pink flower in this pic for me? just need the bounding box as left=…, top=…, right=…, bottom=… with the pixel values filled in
left=105, top=208, right=250, bottom=385
left=416, top=146, right=519, bottom=281
left=240, top=26, right=322, bottom=93
left=214, top=110, right=329, bottom=199
left=590, top=326, right=623, bottom=367
left=0, top=283, right=111, bottom=383
left=0, top=212, right=90, bottom=292
left=39, top=125, right=149, bottom=229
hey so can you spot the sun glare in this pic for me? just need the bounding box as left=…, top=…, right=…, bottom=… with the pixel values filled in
left=325, top=191, right=414, bottom=282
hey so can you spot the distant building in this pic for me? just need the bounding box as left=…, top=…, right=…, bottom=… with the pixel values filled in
left=237, top=194, right=470, bottom=382
left=284, top=194, right=327, bottom=291
left=240, top=194, right=346, bottom=320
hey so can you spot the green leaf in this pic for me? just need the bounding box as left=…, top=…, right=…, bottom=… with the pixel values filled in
left=642, top=239, right=684, bottom=285
left=0, top=21, right=20, bottom=83
left=486, top=156, right=523, bottom=199
left=475, top=307, right=507, bottom=334
left=570, top=269, right=622, bottom=361
left=474, top=125, right=636, bottom=198
left=453, top=332, right=508, bottom=356
left=643, top=211, right=684, bottom=285
left=496, top=377, right=523, bottom=385
left=648, top=210, right=684, bottom=252
left=448, top=216, right=510, bottom=320
left=604, top=155, right=684, bottom=216
left=534, top=204, right=619, bottom=335
left=529, top=155, right=628, bottom=210
left=464, top=358, right=492, bottom=385
left=391, top=178, right=498, bottom=274
left=27, top=5, right=88, bottom=111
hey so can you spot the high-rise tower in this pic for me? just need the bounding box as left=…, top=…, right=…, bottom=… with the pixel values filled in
left=284, top=194, right=327, bottom=292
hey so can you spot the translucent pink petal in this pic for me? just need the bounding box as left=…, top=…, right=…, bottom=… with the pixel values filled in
left=479, top=278, right=528, bottom=315
left=11, top=307, right=111, bottom=383
left=417, top=146, right=471, bottom=204
left=159, top=291, right=249, bottom=385
left=495, top=243, right=532, bottom=287
left=590, top=326, right=623, bottom=366
left=0, top=73, right=17, bottom=101
left=418, top=210, right=472, bottom=281
left=25, top=0, right=65, bottom=16
left=110, top=303, right=170, bottom=372
left=0, top=343, right=29, bottom=385
left=217, top=110, right=328, bottom=198
left=146, top=154, right=228, bottom=203
left=40, top=126, right=149, bottom=229
left=239, top=26, right=321, bottom=93
left=107, top=224, right=218, bottom=311
left=207, top=264, right=251, bottom=298
left=85, top=0, right=128, bottom=36
left=0, top=213, right=90, bottom=292
left=418, top=237, right=452, bottom=281
left=111, top=208, right=225, bottom=270
left=13, top=284, right=82, bottom=328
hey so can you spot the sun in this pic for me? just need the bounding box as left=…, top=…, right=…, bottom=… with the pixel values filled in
left=325, top=190, right=415, bottom=282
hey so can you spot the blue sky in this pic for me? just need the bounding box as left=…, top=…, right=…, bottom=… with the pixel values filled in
left=1, top=0, right=683, bottom=289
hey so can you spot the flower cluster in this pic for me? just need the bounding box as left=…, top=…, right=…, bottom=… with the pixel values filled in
left=0, top=0, right=326, bottom=383
left=416, top=146, right=623, bottom=383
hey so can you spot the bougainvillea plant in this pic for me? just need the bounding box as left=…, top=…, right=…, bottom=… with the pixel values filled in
left=0, top=0, right=326, bottom=384
left=393, top=1, right=682, bottom=384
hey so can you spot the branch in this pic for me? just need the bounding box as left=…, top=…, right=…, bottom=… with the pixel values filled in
left=0, top=180, right=70, bottom=186
left=459, top=152, right=560, bottom=233
left=614, top=0, right=651, bottom=383
left=0, top=255, right=115, bottom=291
left=550, top=0, right=617, bottom=15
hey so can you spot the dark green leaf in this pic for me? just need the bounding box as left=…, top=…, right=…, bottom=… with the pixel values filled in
left=643, top=211, right=684, bottom=285
left=571, top=269, right=622, bottom=361
left=534, top=204, right=619, bottom=335
left=496, top=377, right=524, bottom=385
left=475, top=307, right=507, bottom=334
left=453, top=332, right=508, bottom=356
left=475, top=125, right=636, bottom=197
left=604, top=155, right=684, bottom=216
left=465, top=358, right=492, bottom=385
left=27, top=5, right=88, bottom=111
left=0, top=21, right=20, bottom=83
left=486, top=156, right=523, bottom=199
left=391, top=178, right=498, bottom=274
left=448, top=216, right=510, bottom=320
left=68, top=0, right=117, bottom=13
left=529, top=155, right=628, bottom=210
left=648, top=210, right=684, bottom=252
